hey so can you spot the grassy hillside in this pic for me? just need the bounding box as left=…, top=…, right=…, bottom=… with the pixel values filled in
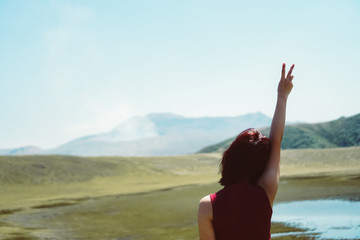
left=0, top=153, right=221, bottom=211
left=198, top=113, right=360, bottom=153
left=1, top=147, right=360, bottom=210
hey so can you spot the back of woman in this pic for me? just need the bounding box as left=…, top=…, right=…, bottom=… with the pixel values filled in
left=198, top=63, right=295, bottom=240
left=211, top=182, right=272, bottom=240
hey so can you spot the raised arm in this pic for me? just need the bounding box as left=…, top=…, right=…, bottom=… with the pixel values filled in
left=257, top=63, right=294, bottom=206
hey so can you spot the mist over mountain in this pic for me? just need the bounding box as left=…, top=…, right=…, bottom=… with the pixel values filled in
left=198, top=113, right=360, bottom=153
left=42, top=112, right=272, bottom=156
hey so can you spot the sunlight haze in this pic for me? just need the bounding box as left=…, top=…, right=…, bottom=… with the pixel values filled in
left=1, top=0, right=359, bottom=149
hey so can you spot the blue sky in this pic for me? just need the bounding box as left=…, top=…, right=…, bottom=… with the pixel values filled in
left=1, top=0, right=359, bottom=149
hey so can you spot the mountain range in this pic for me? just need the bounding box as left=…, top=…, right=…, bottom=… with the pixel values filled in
left=0, top=112, right=271, bottom=156
left=44, top=112, right=272, bottom=156
left=3, top=112, right=359, bottom=156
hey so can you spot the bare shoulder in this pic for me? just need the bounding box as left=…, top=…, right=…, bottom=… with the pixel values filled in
left=198, top=195, right=215, bottom=240
left=200, top=194, right=211, bottom=203
left=198, top=195, right=213, bottom=220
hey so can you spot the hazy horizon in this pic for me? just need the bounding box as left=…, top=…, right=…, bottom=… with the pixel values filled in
left=0, top=110, right=355, bottom=151
left=1, top=0, right=359, bottom=149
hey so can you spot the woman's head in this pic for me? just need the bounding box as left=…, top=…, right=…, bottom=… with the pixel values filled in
left=219, top=128, right=271, bottom=186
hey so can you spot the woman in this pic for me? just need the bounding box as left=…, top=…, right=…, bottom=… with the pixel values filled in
left=198, top=63, right=295, bottom=240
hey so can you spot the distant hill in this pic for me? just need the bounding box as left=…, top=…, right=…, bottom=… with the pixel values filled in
left=0, top=146, right=43, bottom=156
left=198, top=113, right=360, bottom=153
left=43, top=112, right=271, bottom=156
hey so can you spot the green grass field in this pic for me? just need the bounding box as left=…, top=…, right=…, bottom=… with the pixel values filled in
left=1, top=147, right=360, bottom=239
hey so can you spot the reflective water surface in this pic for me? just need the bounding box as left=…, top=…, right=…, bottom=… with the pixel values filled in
left=272, top=199, right=360, bottom=239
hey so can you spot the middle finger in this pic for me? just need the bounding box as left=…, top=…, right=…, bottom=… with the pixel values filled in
left=286, top=64, right=295, bottom=79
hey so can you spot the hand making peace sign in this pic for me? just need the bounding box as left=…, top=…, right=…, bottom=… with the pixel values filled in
left=278, top=63, right=295, bottom=99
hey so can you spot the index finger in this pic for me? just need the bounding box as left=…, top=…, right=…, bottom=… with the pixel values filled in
left=281, top=63, right=286, bottom=79
left=286, top=64, right=295, bottom=79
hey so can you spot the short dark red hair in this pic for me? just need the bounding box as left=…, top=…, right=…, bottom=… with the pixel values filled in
left=219, top=128, right=271, bottom=186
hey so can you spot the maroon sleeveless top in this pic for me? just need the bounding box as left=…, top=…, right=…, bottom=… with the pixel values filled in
left=210, top=182, right=272, bottom=240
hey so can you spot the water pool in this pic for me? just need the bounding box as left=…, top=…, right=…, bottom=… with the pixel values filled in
left=272, top=199, right=360, bottom=239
